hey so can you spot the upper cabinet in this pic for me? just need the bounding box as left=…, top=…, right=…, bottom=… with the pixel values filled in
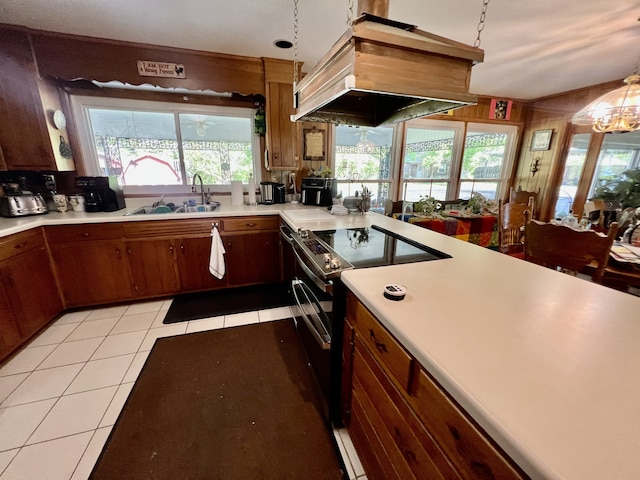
left=0, top=27, right=74, bottom=171
left=0, top=28, right=56, bottom=170
left=263, top=58, right=300, bottom=170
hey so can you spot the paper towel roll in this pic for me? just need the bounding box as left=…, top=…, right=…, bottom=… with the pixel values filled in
left=248, top=175, right=257, bottom=205
left=231, top=181, right=243, bottom=205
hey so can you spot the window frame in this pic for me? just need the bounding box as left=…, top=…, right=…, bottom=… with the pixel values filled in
left=70, top=95, right=262, bottom=195
left=399, top=119, right=518, bottom=202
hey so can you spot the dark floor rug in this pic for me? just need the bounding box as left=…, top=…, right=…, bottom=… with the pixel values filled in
left=163, top=282, right=293, bottom=324
left=89, top=320, right=346, bottom=480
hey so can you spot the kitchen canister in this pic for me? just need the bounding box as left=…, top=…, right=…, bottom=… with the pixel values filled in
left=68, top=195, right=85, bottom=212
left=231, top=180, right=243, bottom=205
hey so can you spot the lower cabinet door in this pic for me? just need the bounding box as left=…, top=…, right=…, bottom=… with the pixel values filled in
left=6, top=246, right=63, bottom=339
left=223, top=231, right=281, bottom=286
left=126, top=239, right=181, bottom=297
left=0, top=282, right=22, bottom=361
left=176, top=236, right=229, bottom=291
left=50, top=241, right=132, bottom=307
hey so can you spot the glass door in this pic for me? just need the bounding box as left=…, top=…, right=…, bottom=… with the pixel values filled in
left=554, top=132, right=592, bottom=218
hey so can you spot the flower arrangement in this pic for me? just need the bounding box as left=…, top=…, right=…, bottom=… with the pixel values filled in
left=414, top=195, right=442, bottom=218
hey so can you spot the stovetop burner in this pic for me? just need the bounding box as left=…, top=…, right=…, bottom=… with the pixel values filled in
left=313, top=224, right=451, bottom=269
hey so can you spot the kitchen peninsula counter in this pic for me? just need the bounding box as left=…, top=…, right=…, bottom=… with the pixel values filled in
left=2, top=204, right=640, bottom=478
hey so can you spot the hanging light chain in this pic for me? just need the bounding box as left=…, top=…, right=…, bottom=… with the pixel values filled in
left=347, top=0, right=354, bottom=26
left=474, top=0, right=490, bottom=48
left=293, top=0, right=299, bottom=85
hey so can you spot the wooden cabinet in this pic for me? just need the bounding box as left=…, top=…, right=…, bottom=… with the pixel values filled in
left=45, top=216, right=282, bottom=308
left=125, top=238, right=181, bottom=297
left=221, top=215, right=281, bottom=286
left=263, top=58, right=299, bottom=171
left=176, top=236, right=228, bottom=291
left=124, top=219, right=227, bottom=293
left=0, top=28, right=57, bottom=170
left=342, top=291, right=527, bottom=480
left=0, top=228, right=63, bottom=361
left=46, top=224, right=132, bottom=308
left=265, top=82, right=298, bottom=169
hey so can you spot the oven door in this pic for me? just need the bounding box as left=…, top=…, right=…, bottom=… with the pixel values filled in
left=291, top=278, right=333, bottom=419
left=281, top=222, right=337, bottom=422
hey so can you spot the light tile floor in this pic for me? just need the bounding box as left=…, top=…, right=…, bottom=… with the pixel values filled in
left=0, top=299, right=366, bottom=480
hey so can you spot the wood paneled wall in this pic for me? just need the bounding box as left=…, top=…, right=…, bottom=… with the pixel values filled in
left=30, top=29, right=265, bottom=96
left=512, top=78, right=625, bottom=220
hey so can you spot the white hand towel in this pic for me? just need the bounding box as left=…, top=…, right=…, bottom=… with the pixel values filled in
left=209, top=226, right=226, bottom=279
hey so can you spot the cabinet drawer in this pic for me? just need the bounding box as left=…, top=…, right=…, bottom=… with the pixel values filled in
left=349, top=293, right=412, bottom=391
left=45, top=223, right=125, bottom=243
left=353, top=343, right=458, bottom=480
left=222, top=215, right=278, bottom=232
left=0, top=228, right=44, bottom=262
left=123, top=219, right=215, bottom=238
left=410, top=367, right=525, bottom=479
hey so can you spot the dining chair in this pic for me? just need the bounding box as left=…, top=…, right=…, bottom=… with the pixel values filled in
left=498, top=199, right=532, bottom=258
left=524, top=220, right=619, bottom=283
left=583, top=198, right=606, bottom=229
left=509, top=187, right=539, bottom=217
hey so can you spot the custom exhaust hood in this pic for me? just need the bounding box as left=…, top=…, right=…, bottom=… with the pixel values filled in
left=291, top=1, right=484, bottom=127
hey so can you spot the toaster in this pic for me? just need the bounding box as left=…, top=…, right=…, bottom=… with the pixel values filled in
left=0, top=193, right=49, bottom=217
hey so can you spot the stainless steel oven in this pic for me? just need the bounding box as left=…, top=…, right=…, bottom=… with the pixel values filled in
left=280, top=222, right=451, bottom=425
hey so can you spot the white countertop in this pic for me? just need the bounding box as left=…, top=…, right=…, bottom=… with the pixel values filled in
left=3, top=202, right=639, bottom=479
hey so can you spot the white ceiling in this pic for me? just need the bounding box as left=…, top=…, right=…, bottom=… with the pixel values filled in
left=1, top=0, right=638, bottom=100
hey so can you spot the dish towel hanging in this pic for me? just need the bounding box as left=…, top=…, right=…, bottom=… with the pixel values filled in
left=209, top=226, right=226, bottom=279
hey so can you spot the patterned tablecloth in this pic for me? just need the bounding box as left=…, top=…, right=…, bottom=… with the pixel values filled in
left=394, top=213, right=498, bottom=248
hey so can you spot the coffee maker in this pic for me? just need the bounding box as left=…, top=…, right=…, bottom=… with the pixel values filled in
left=76, top=176, right=126, bottom=212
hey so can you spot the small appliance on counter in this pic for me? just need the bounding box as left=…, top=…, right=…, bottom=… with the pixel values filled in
left=0, top=186, right=48, bottom=217
left=76, top=176, right=126, bottom=212
left=259, top=181, right=286, bottom=204
left=301, top=177, right=337, bottom=207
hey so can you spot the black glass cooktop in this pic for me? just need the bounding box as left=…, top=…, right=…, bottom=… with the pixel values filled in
left=313, top=225, right=450, bottom=269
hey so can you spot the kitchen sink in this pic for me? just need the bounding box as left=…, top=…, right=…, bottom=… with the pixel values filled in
left=126, top=206, right=179, bottom=215
left=176, top=204, right=221, bottom=213
left=125, top=203, right=221, bottom=215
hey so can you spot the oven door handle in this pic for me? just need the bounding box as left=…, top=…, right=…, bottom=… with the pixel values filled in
left=292, top=279, right=331, bottom=350
left=280, top=224, right=295, bottom=246
left=291, top=243, right=334, bottom=295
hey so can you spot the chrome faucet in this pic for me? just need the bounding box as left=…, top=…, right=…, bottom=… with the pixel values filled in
left=191, top=174, right=207, bottom=205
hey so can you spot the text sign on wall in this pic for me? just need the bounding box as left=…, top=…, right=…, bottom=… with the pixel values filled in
left=137, top=61, right=186, bottom=79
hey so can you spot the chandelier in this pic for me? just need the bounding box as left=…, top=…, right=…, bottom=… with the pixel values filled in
left=572, top=72, right=640, bottom=133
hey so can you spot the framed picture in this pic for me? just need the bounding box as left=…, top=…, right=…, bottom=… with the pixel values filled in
left=530, top=129, right=552, bottom=151
left=303, top=128, right=326, bottom=161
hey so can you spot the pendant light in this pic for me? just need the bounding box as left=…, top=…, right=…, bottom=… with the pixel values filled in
left=572, top=53, right=640, bottom=133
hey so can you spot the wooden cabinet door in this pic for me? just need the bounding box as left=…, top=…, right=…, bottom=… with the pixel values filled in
left=0, top=276, right=22, bottom=361
left=176, top=235, right=228, bottom=291
left=49, top=240, right=132, bottom=308
left=223, top=231, right=281, bottom=286
left=266, top=82, right=297, bottom=169
left=0, top=28, right=55, bottom=170
left=4, top=246, right=63, bottom=339
left=126, top=238, right=181, bottom=298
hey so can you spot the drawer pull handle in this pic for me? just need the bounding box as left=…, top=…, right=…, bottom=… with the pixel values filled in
left=14, top=243, right=24, bottom=249
left=246, top=223, right=256, bottom=227
left=82, top=233, right=90, bottom=237
left=369, top=329, right=388, bottom=353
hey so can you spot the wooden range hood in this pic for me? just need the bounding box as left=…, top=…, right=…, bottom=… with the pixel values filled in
left=292, top=0, right=484, bottom=127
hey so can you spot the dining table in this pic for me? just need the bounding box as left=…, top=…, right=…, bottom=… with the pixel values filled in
left=393, top=212, right=498, bottom=248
